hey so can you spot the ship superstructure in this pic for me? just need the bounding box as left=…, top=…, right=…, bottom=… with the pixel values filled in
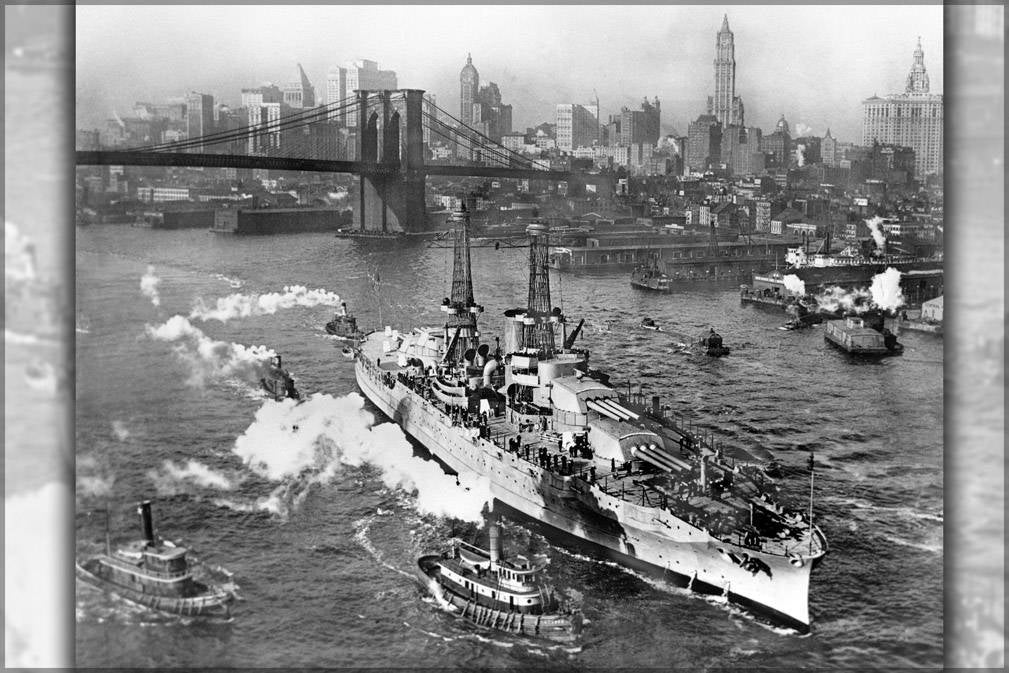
left=354, top=206, right=827, bottom=631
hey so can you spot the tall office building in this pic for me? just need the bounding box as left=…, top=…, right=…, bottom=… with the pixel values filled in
left=686, top=113, right=721, bottom=172
left=821, top=128, right=838, bottom=167
left=326, top=60, right=397, bottom=125
left=861, top=39, right=943, bottom=176
left=185, top=92, right=214, bottom=151
left=460, top=53, right=480, bottom=126
left=760, top=114, right=792, bottom=168
left=283, top=63, right=316, bottom=109
left=706, top=14, right=745, bottom=127
left=555, top=103, right=599, bottom=152
left=619, top=98, right=661, bottom=146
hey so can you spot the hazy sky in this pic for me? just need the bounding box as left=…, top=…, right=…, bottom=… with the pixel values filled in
left=76, top=5, right=943, bottom=142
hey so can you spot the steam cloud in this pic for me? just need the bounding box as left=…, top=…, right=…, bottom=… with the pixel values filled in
left=794, top=122, right=814, bottom=137
left=232, top=393, right=492, bottom=522
left=145, top=314, right=276, bottom=387
left=865, top=216, right=887, bottom=253
left=148, top=459, right=235, bottom=495
left=869, top=267, right=905, bottom=311
left=813, top=268, right=904, bottom=314
left=782, top=274, right=806, bottom=296
left=140, top=265, right=161, bottom=307
left=190, top=285, right=342, bottom=323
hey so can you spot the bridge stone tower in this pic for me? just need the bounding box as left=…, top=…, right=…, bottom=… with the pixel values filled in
left=354, top=89, right=428, bottom=233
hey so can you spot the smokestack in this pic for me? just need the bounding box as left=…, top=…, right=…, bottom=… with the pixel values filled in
left=489, top=518, right=502, bottom=564
left=699, top=456, right=707, bottom=489
left=137, top=500, right=155, bottom=545
left=652, top=395, right=661, bottom=415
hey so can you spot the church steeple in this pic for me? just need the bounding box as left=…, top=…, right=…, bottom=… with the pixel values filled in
left=720, top=13, right=730, bottom=33
left=905, top=36, right=930, bottom=95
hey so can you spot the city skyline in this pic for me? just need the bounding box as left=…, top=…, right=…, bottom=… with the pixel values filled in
left=75, top=5, right=943, bottom=143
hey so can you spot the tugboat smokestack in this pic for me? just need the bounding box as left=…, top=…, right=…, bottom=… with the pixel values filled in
left=489, top=519, right=502, bottom=564
left=138, top=500, right=155, bottom=544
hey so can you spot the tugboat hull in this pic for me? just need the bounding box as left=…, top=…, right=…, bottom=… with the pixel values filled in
left=416, top=555, right=581, bottom=642
left=75, top=563, right=232, bottom=618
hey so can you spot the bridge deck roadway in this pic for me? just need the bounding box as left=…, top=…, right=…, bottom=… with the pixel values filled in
left=75, top=151, right=612, bottom=185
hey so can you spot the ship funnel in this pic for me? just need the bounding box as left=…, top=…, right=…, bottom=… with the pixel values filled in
left=489, top=519, right=502, bottom=564
left=272, top=355, right=282, bottom=369
left=137, top=500, right=155, bottom=545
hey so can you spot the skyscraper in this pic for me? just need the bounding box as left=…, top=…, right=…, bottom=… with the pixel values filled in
left=185, top=92, right=214, bottom=151
left=686, top=113, right=721, bottom=172
left=861, top=39, right=943, bottom=176
left=283, top=63, right=316, bottom=109
left=619, top=98, right=661, bottom=146
left=555, top=103, right=599, bottom=152
left=706, top=14, right=745, bottom=127
left=460, top=53, right=479, bottom=126
left=326, top=60, right=397, bottom=125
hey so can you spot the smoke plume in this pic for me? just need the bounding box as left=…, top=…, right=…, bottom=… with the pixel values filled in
left=140, top=265, right=161, bottom=307
left=865, top=216, right=887, bottom=253
left=190, top=285, right=342, bottom=323
left=815, top=286, right=873, bottom=314
left=869, top=267, right=905, bottom=311
left=147, top=459, right=235, bottom=495
left=782, top=274, right=806, bottom=296
left=794, top=122, right=814, bottom=137
left=232, top=393, right=492, bottom=522
left=145, top=315, right=276, bottom=387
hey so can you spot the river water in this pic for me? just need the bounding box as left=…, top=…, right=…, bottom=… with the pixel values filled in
left=74, top=225, right=945, bottom=668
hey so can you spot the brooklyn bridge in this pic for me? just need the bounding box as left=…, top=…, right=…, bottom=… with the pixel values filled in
left=75, top=89, right=613, bottom=233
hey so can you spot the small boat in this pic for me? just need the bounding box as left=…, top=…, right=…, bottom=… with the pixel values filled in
left=640, top=318, right=662, bottom=331
left=417, top=521, right=582, bottom=643
left=823, top=316, right=904, bottom=356
left=76, top=501, right=236, bottom=618
left=261, top=355, right=301, bottom=401
left=325, top=302, right=364, bottom=340
left=699, top=328, right=730, bottom=357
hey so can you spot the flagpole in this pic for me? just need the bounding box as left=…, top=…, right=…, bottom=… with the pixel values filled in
left=808, top=452, right=815, bottom=555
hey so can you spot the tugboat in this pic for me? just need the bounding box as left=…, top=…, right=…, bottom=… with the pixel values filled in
left=640, top=317, right=663, bottom=331
left=260, top=355, right=301, bottom=401
left=417, top=519, right=582, bottom=642
left=76, top=501, right=236, bottom=617
left=699, top=328, right=730, bottom=357
left=325, top=302, right=364, bottom=340
left=823, top=315, right=904, bottom=356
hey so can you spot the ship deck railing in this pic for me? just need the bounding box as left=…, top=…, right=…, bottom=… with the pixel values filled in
left=99, top=554, right=192, bottom=580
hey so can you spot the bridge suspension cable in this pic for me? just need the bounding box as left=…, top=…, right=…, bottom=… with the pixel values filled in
left=424, top=99, right=543, bottom=171
left=128, top=94, right=364, bottom=154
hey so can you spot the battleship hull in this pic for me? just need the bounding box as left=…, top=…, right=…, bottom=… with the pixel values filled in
left=356, top=345, right=822, bottom=632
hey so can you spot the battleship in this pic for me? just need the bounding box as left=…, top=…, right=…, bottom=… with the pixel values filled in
left=354, top=208, right=827, bottom=632
left=76, top=501, right=236, bottom=617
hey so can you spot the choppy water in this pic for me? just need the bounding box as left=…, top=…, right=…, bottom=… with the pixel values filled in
left=75, top=226, right=945, bottom=667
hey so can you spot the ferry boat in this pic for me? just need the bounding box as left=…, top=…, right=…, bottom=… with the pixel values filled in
left=823, top=316, right=904, bottom=356
left=417, top=520, right=582, bottom=642
left=354, top=209, right=828, bottom=632
left=76, top=501, right=235, bottom=617
left=261, top=355, right=300, bottom=401
left=325, top=302, right=364, bottom=340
